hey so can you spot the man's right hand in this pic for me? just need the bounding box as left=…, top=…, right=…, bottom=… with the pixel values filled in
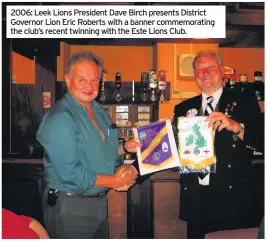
left=94, top=165, right=138, bottom=189
left=114, top=165, right=138, bottom=190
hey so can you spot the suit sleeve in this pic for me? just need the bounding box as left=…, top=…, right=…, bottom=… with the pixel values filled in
left=237, top=91, right=262, bottom=152
left=174, top=103, right=184, bottom=118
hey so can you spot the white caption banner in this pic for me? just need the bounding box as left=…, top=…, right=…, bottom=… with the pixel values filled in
left=6, top=5, right=226, bottom=38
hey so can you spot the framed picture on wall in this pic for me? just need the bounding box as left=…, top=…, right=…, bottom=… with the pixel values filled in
left=177, top=54, right=195, bottom=80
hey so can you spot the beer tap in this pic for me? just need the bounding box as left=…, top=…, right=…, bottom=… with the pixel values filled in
left=115, top=72, right=122, bottom=102
left=149, top=68, right=157, bottom=102
left=158, top=70, right=166, bottom=102
left=229, top=74, right=236, bottom=91
left=254, top=71, right=263, bottom=101
left=140, top=72, right=149, bottom=102
left=100, top=69, right=107, bottom=102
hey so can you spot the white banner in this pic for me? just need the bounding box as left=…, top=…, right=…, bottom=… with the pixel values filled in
left=6, top=5, right=226, bottom=38
left=178, top=116, right=215, bottom=170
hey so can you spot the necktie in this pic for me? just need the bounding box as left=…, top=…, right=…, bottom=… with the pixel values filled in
left=199, top=96, right=214, bottom=180
left=204, top=96, right=214, bottom=116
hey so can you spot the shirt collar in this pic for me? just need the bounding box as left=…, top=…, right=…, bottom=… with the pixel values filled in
left=65, top=92, right=100, bottom=112
left=202, top=87, right=223, bottom=104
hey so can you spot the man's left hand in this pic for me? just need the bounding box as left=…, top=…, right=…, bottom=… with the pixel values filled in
left=124, top=139, right=142, bottom=153
left=208, top=112, right=241, bottom=133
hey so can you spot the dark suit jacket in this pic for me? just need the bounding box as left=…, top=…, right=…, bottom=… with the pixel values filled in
left=174, top=88, right=261, bottom=222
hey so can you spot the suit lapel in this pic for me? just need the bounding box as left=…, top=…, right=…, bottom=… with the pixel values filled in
left=195, top=95, right=203, bottom=116
left=181, top=89, right=233, bottom=117
left=217, top=88, right=231, bottom=113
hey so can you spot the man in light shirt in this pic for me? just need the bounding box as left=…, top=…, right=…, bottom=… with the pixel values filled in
left=174, top=51, right=261, bottom=238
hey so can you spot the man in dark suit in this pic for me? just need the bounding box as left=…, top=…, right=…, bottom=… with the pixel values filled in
left=174, top=51, right=261, bottom=239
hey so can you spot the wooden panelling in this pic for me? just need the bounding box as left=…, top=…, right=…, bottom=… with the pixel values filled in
left=11, top=84, right=43, bottom=157
left=107, top=189, right=128, bottom=239
left=11, top=51, right=35, bottom=84
left=219, top=48, right=264, bottom=81
left=157, top=43, right=218, bottom=120
left=70, top=45, right=153, bottom=81
left=153, top=181, right=187, bottom=239
left=57, top=42, right=71, bottom=81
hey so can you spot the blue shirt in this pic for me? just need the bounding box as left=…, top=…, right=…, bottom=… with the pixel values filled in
left=37, top=92, right=122, bottom=195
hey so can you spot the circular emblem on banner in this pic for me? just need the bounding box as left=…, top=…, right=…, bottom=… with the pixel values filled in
left=193, top=147, right=200, bottom=155
left=139, top=131, right=147, bottom=140
left=152, top=152, right=161, bottom=161
left=162, top=142, right=168, bottom=152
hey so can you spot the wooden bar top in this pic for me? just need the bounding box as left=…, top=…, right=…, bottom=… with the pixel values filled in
left=2, top=159, right=44, bottom=164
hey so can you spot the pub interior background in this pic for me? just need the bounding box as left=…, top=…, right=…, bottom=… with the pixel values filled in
left=2, top=2, right=265, bottom=238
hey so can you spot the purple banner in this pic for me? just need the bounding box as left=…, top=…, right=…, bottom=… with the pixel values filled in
left=137, top=121, right=172, bottom=166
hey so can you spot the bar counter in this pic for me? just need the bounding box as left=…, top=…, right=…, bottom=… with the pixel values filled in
left=2, top=158, right=264, bottom=238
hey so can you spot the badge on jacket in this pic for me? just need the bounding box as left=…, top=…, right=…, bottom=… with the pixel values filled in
left=225, top=102, right=237, bottom=117
left=186, top=108, right=198, bottom=117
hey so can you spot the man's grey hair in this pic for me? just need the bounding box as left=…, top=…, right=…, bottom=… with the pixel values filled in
left=192, top=51, right=222, bottom=70
left=65, top=51, right=103, bottom=76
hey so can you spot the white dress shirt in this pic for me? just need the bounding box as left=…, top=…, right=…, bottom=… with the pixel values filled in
left=198, top=87, right=223, bottom=185
left=202, top=87, right=223, bottom=114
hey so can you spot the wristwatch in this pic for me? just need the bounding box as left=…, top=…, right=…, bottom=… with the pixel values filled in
left=118, top=138, right=128, bottom=153
left=235, top=123, right=245, bottom=135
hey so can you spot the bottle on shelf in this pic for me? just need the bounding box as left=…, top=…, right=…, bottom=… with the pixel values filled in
left=223, top=67, right=236, bottom=91
left=149, top=68, right=158, bottom=102
left=158, top=70, right=167, bottom=102
left=229, top=73, right=237, bottom=91
left=223, top=77, right=230, bottom=89
left=239, top=73, right=249, bottom=92
left=254, top=71, right=263, bottom=101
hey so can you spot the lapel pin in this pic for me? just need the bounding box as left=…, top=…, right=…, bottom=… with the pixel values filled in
left=186, top=108, right=198, bottom=117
